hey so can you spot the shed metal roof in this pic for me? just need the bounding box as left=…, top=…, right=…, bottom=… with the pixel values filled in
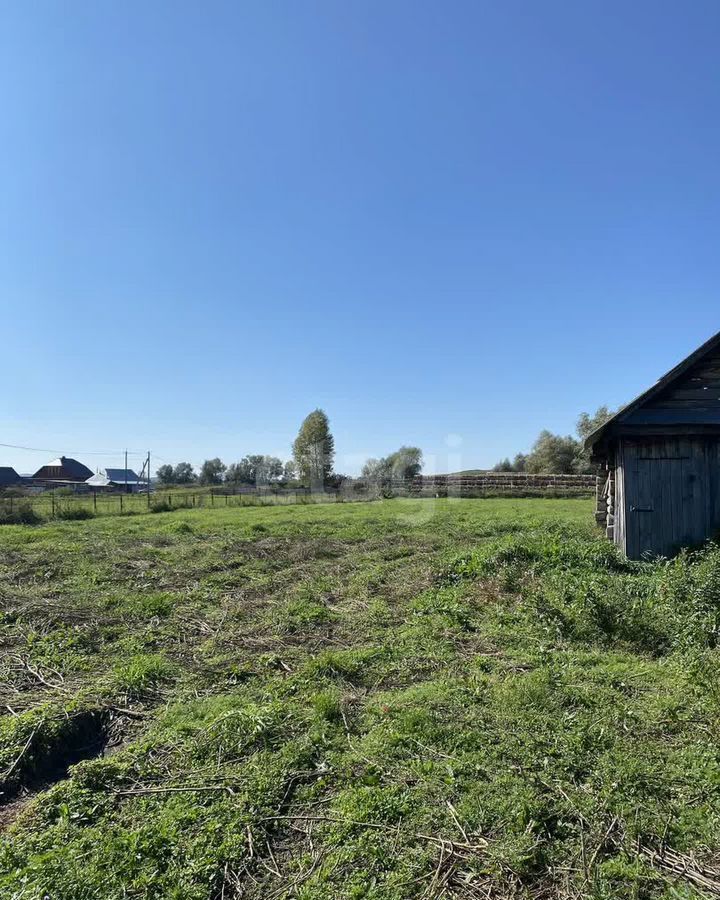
left=103, top=468, right=141, bottom=482
left=86, top=468, right=143, bottom=486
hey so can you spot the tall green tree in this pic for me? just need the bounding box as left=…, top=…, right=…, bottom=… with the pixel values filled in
left=576, top=405, right=614, bottom=443
left=156, top=464, right=174, bottom=485
left=525, top=431, right=580, bottom=474
left=226, top=455, right=284, bottom=486
left=361, top=458, right=384, bottom=481
left=199, top=458, right=226, bottom=485
left=386, top=446, right=423, bottom=481
left=249, top=455, right=282, bottom=484
left=361, top=447, right=423, bottom=484
left=224, top=462, right=244, bottom=486
left=493, top=458, right=513, bottom=472
left=173, top=462, right=196, bottom=484
left=293, top=409, right=335, bottom=489
left=574, top=406, right=615, bottom=473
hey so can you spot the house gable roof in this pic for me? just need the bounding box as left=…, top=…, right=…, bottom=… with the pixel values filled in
left=32, top=456, right=94, bottom=480
left=585, top=329, right=720, bottom=451
left=0, top=467, right=22, bottom=486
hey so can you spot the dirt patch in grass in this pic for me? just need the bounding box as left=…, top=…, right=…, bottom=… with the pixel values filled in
left=1, top=708, right=114, bottom=804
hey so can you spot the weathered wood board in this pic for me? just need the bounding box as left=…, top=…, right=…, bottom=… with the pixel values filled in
left=617, top=438, right=720, bottom=558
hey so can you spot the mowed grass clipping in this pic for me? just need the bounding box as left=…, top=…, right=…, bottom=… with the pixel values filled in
left=2, top=498, right=720, bottom=899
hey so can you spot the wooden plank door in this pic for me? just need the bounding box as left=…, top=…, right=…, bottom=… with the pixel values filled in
left=624, top=444, right=706, bottom=558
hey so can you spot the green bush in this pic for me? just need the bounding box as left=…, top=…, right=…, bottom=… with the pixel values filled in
left=0, top=500, right=41, bottom=525
left=54, top=505, right=94, bottom=520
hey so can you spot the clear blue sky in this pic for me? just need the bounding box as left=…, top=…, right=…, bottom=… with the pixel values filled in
left=2, top=1, right=719, bottom=476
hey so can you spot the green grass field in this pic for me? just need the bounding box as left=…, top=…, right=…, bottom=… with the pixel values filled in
left=2, top=498, right=720, bottom=899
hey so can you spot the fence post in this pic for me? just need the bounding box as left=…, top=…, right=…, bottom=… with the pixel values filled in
left=211, top=490, right=214, bottom=507
left=51, top=493, right=55, bottom=517
left=120, top=494, right=123, bottom=513
left=93, top=492, right=97, bottom=512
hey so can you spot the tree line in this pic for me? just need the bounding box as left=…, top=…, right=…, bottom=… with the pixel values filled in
left=155, top=456, right=297, bottom=487
left=493, top=406, right=613, bottom=475
left=155, top=404, right=610, bottom=489
left=361, top=446, right=423, bottom=484
left=155, top=409, right=424, bottom=489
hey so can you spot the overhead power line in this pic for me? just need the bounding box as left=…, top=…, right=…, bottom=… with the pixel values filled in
left=0, top=442, right=149, bottom=457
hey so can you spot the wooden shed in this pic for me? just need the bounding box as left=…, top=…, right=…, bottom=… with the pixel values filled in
left=586, top=330, right=720, bottom=559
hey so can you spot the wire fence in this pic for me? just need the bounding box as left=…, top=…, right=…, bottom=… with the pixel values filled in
left=0, top=476, right=597, bottom=524
left=0, top=486, right=376, bottom=523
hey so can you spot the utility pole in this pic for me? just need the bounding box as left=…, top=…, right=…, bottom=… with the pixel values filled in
left=147, top=451, right=151, bottom=506
left=125, top=449, right=128, bottom=493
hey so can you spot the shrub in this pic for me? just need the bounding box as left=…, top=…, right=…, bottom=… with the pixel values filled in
left=1, top=487, right=27, bottom=498
left=0, top=500, right=41, bottom=525
left=54, top=505, right=94, bottom=520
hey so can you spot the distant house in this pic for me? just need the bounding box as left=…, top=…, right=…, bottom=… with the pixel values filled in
left=32, top=456, right=94, bottom=486
left=0, top=467, right=23, bottom=488
left=86, top=468, right=146, bottom=493
left=587, top=330, right=720, bottom=559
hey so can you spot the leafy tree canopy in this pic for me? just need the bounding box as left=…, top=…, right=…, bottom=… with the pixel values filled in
left=577, top=406, right=614, bottom=443
left=493, top=458, right=513, bottom=472
left=361, top=458, right=384, bottom=481
left=199, top=458, right=226, bottom=485
left=293, top=409, right=335, bottom=488
left=386, top=446, right=423, bottom=481
left=226, top=456, right=284, bottom=485
left=361, top=446, right=423, bottom=483
left=155, top=464, right=174, bottom=485
left=492, top=406, right=615, bottom=475
left=525, top=431, right=579, bottom=475
left=173, top=462, right=196, bottom=484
